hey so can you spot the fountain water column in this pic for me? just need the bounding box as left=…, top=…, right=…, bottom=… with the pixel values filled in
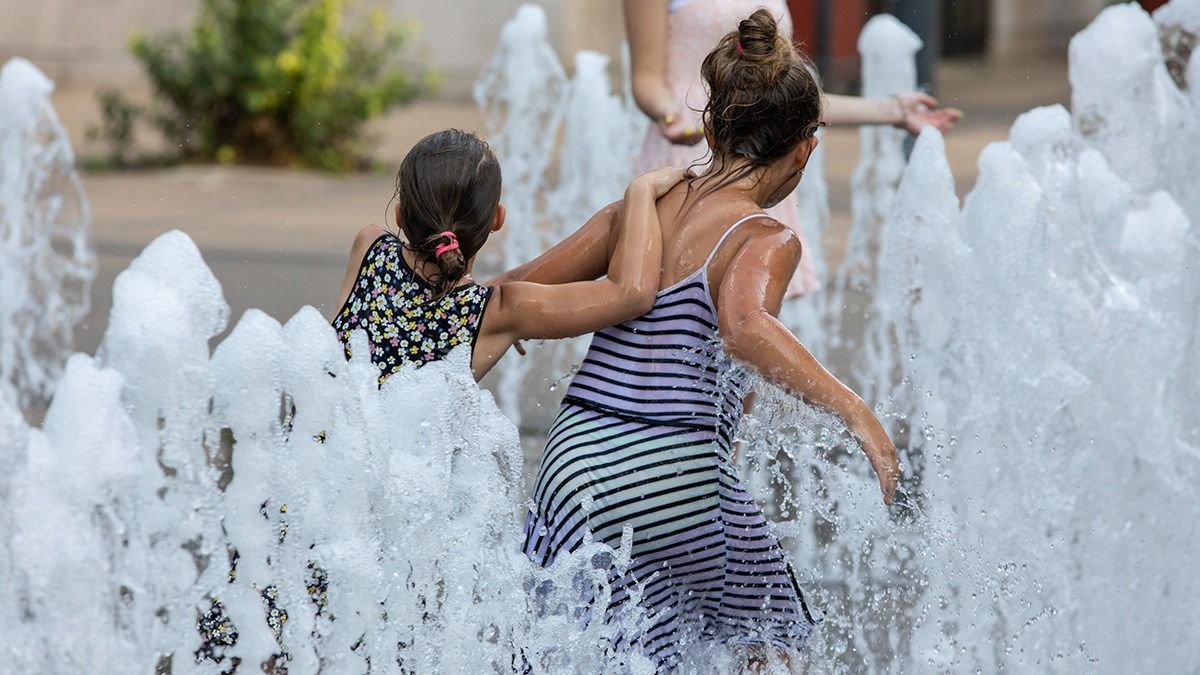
left=476, top=7, right=647, bottom=430
left=0, top=58, right=95, bottom=408
left=535, top=50, right=648, bottom=410
left=473, top=5, right=568, bottom=426
left=547, top=51, right=645, bottom=239
left=830, top=16, right=921, bottom=398
left=746, top=24, right=923, bottom=667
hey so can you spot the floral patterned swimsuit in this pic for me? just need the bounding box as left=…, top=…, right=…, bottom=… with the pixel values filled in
left=195, top=233, right=492, bottom=667
left=332, top=232, right=493, bottom=380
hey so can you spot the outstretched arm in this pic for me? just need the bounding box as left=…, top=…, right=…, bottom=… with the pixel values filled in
left=716, top=223, right=899, bottom=504
left=489, top=201, right=619, bottom=287
left=823, top=92, right=962, bottom=134
left=471, top=168, right=681, bottom=377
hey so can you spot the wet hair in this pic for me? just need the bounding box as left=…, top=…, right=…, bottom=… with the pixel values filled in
left=394, top=128, right=502, bottom=296
left=695, top=9, right=824, bottom=195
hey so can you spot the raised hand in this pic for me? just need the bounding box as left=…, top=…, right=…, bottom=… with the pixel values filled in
left=657, top=112, right=705, bottom=146
left=895, top=91, right=963, bottom=135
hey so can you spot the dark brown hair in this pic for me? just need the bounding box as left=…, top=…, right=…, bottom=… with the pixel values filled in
left=394, top=128, right=502, bottom=296
left=696, top=9, right=824, bottom=194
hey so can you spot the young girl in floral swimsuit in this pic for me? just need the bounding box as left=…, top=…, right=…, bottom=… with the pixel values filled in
left=332, top=128, right=683, bottom=381
left=196, top=129, right=680, bottom=666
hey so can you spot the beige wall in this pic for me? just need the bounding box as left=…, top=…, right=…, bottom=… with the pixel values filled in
left=404, top=0, right=625, bottom=95
left=990, top=0, right=1112, bottom=58
left=0, top=0, right=627, bottom=95
left=0, top=0, right=200, bottom=86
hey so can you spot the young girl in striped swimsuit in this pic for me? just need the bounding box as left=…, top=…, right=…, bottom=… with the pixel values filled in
left=332, top=128, right=683, bottom=380
left=498, top=11, right=900, bottom=670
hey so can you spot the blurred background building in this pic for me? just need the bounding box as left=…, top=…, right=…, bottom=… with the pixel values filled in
left=0, top=0, right=1158, bottom=97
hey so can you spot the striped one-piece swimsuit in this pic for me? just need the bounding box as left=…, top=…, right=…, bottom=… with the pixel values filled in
left=522, top=215, right=818, bottom=669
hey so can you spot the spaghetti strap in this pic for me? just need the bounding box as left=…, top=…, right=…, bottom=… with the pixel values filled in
left=702, top=213, right=772, bottom=270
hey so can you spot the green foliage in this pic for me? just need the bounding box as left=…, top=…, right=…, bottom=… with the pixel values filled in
left=86, top=90, right=143, bottom=168
left=116, top=0, right=426, bottom=170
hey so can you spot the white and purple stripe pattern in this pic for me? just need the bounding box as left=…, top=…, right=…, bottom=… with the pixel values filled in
left=523, top=216, right=818, bottom=669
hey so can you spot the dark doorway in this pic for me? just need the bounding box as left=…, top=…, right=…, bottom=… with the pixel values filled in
left=942, top=0, right=990, bottom=56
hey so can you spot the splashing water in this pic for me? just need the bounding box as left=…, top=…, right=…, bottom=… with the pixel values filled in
left=0, top=58, right=95, bottom=407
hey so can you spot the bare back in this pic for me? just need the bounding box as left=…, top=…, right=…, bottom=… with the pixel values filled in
left=652, top=181, right=797, bottom=315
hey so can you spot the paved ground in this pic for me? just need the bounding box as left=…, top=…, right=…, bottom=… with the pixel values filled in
left=56, top=55, right=1071, bottom=392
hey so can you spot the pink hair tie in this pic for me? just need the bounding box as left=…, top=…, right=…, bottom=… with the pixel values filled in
left=736, top=42, right=745, bottom=55
left=434, top=231, right=460, bottom=258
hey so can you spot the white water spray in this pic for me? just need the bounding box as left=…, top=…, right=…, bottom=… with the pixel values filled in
left=0, top=58, right=95, bottom=407
left=1, top=230, right=651, bottom=673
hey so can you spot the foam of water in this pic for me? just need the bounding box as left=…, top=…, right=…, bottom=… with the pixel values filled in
left=1, top=230, right=652, bottom=673
left=0, top=58, right=95, bottom=407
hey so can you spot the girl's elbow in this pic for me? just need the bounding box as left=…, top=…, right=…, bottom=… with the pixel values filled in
left=721, top=312, right=771, bottom=361
left=625, top=283, right=657, bottom=315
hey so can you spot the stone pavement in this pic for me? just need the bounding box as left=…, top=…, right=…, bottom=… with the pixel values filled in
left=55, top=55, right=1071, bottom=393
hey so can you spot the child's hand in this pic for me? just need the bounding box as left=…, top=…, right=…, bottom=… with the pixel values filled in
left=631, top=166, right=687, bottom=199
left=851, top=410, right=900, bottom=505
left=657, top=112, right=705, bottom=146
left=894, top=91, right=963, bottom=135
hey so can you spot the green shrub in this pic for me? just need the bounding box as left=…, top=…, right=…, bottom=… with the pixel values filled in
left=104, top=0, right=427, bottom=170
left=86, top=90, right=142, bottom=168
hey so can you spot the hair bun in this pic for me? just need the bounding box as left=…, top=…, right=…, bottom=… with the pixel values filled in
left=699, top=8, right=822, bottom=168
left=737, top=9, right=782, bottom=57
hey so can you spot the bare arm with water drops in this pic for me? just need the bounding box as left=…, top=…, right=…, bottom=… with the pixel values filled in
left=716, top=221, right=899, bottom=505
left=470, top=167, right=683, bottom=377
left=823, top=92, right=962, bottom=134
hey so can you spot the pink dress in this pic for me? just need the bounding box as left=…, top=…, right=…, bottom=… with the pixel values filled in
left=637, top=0, right=820, bottom=297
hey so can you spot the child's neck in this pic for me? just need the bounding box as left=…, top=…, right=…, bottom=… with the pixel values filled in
left=402, top=247, right=476, bottom=286
left=697, top=166, right=775, bottom=208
